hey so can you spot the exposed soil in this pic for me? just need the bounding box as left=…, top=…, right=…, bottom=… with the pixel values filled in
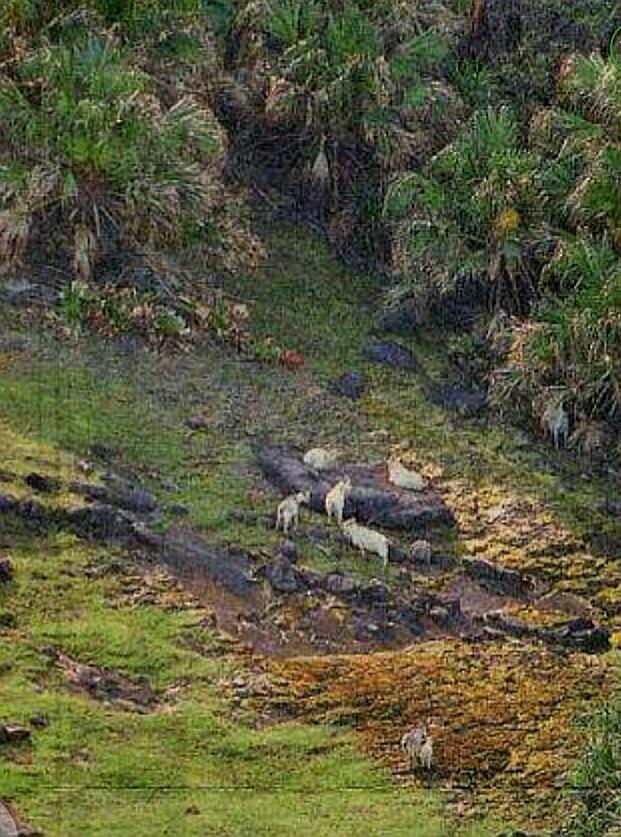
left=43, top=647, right=159, bottom=713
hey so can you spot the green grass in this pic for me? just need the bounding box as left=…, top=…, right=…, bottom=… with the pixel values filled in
left=225, top=222, right=379, bottom=378
left=0, top=220, right=615, bottom=833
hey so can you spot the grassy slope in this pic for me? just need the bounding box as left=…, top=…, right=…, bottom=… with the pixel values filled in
left=0, top=224, right=515, bottom=836
left=0, top=503, right=452, bottom=836
left=0, top=222, right=618, bottom=833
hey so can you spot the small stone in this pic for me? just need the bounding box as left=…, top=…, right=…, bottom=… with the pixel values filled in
left=29, top=714, right=48, bottom=729
left=324, top=573, right=359, bottom=597
left=410, top=540, right=432, bottom=564
left=359, top=579, right=391, bottom=604
left=185, top=805, right=200, bottom=816
left=168, top=503, right=190, bottom=518
left=388, top=542, right=407, bottom=564
left=0, top=725, right=31, bottom=744
left=425, top=380, right=487, bottom=417
left=331, top=370, right=365, bottom=400
left=77, top=460, right=95, bottom=475
left=185, top=415, right=209, bottom=431
left=276, top=540, right=298, bottom=563
left=428, top=606, right=451, bottom=625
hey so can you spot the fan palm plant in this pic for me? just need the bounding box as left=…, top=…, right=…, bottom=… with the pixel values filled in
left=0, top=30, right=220, bottom=279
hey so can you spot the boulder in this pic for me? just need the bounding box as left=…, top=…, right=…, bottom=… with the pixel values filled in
left=463, top=556, right=536, bottom=599
left=66, top=505, right=137, bottom=542
left=71, top=479, right=158, bottom=514
left=257, top=447, right=455, bottom=533
left=478, top=612, right=610, bottom=654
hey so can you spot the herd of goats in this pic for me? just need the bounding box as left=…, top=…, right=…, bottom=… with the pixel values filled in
left=274, top=447, right=436, bottom=770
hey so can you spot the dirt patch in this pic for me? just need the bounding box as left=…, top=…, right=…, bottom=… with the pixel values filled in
left=44, top=648, right=158, bottom=713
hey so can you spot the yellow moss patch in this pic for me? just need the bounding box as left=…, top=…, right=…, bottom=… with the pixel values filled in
left=256, top=641, right=612, bottom=829
left=0, top=420, right=96, bottom=511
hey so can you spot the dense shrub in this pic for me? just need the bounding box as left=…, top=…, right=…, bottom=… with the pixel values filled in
left=0, top=29, right=221, bottom=280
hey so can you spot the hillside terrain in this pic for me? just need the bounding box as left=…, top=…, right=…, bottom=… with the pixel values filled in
left=1, top=2, right=621, bottom=835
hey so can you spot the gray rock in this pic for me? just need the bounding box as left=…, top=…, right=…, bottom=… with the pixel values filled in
left=0, top=279, right=56, bottom=307
left=0, top=725, right=30, bottom=744
left=428, top=605, right=451, bottom=626
left=425, top=380, right=487, bottom=417
left=365, top=339, right=417, bottom=371
left=306, top=526, right=328, bottom=543
left=410, top=539, right=432, bottom=565
left=168, top=503, right=190, bottom=518
left=479, top=612, right=610, bottom=654
left=185, top=415, right=209, bottom=431
left=265, top=556, right=300, bottom=594
left=25, top=473, right=61, bottom=493
left=331, top=370, right=365, bottom=400
left=324, top=573, right=360, bottom=597
left=71, top=479, right=158, bottom=514
left=257, top=447, right=455, bottom=533
left=276, top=540, right=298, bottom=563
left=0, top=801, right=17, bottom=837
left=373, top=298, right=423, bottom=335
left=388, top=542, right=407, bottom=563
left=359, top=579, right=391, bottom=604
left=66, top=504, right=136, bottom=542
left=463, top=556, right=536, bottom=599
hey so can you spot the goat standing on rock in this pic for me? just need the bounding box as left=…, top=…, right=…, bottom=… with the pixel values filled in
left=275, top=490, right=311, bottom=535
left=341, top=518, right=390, bottom=570
left=325, top=477, right=352, bottom=525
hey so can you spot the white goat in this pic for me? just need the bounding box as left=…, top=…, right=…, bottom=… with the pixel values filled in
left=341, top=518, right=390, bottom=569
left=303, top=447, right=340, bottom=470
left=275, top=490, right=311, bottom=535
left=325, top=477, right=352, bottom=525
left=541, top=401, right=569, bottom=449
left=419, top=736, right=433, bottom=770
left=387, top=457, right=427, bottom=491
left=401, top=721, right=433, bottom=770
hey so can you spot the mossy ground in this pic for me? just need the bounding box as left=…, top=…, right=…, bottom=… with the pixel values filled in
left=0, top=221, right=619, bottom=834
